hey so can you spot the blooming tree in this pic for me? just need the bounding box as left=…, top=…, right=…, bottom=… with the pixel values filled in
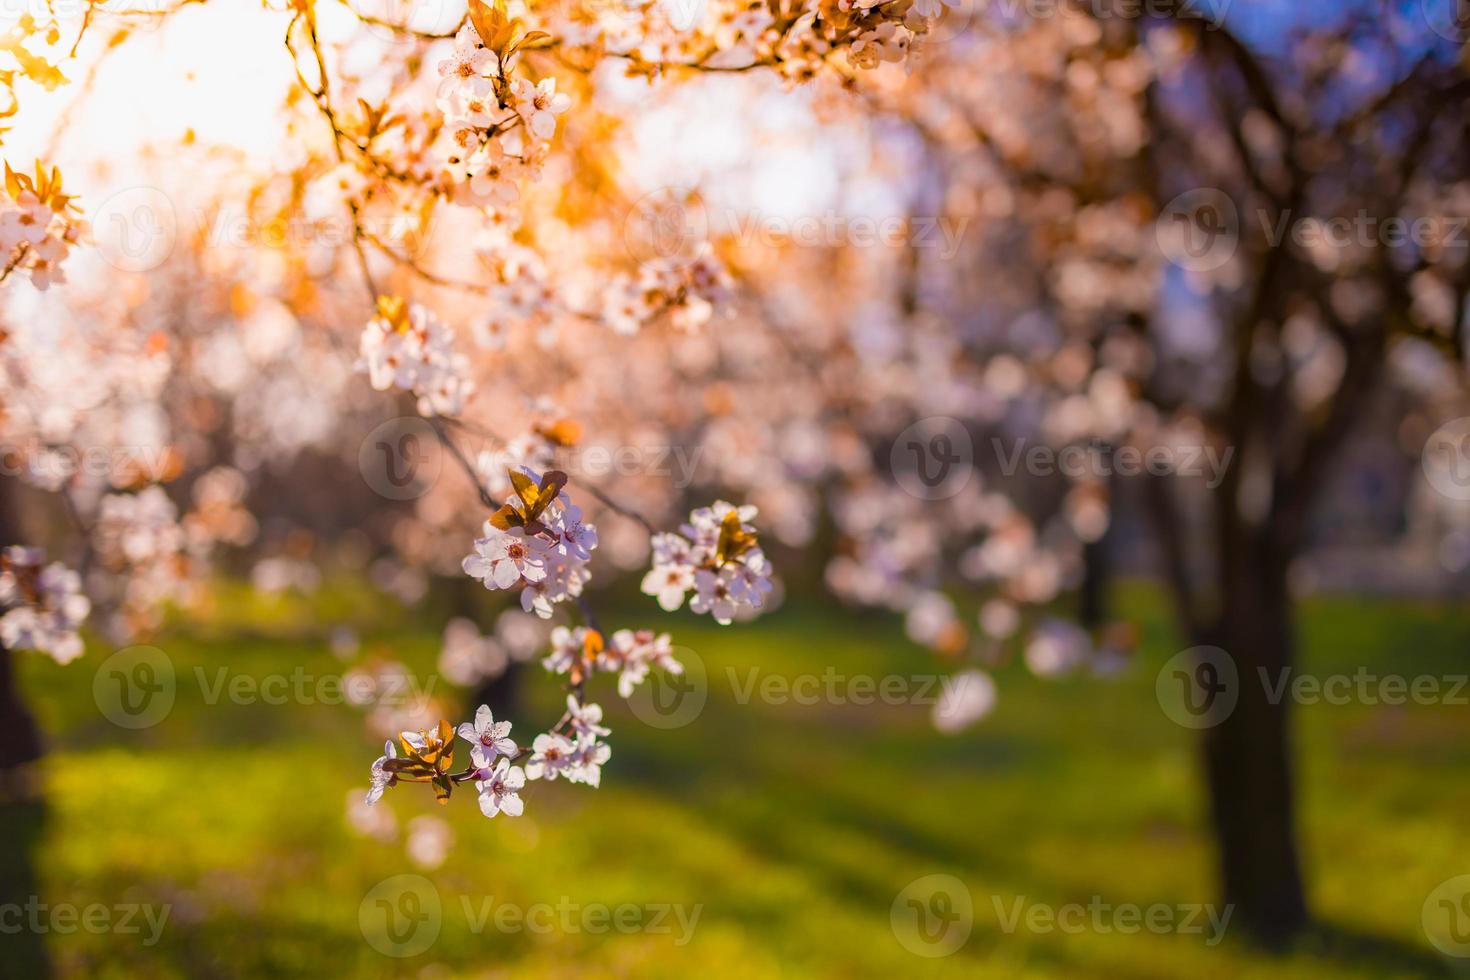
left=0, top=0, right=1464, bottom=948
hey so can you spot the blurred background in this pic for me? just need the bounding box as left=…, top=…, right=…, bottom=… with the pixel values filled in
left=0, top=0, right=1468, bottom=976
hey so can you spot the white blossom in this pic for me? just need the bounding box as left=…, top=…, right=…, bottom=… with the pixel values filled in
left=525, top=732, right=576, bottom=781
left=471, top=749, right=526, bottom=818
left=456, top=703, right=519, bottom=760
left=0, top=547, right=90, bottom=665
left=366, top=739, right=397, bottom=805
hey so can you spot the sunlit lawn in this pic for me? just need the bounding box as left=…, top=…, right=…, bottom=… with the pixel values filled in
left=5, top=581, right=1469, bottom=978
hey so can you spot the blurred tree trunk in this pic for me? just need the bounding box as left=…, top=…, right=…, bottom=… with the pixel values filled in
left=0, top=475, right=43, bottom=775
left=1078, top=464, right=1116, bottom=631
left=1148, top=470, right=1310, bottom=947
left=1199, top=536, right=1306, bottom=948
left=1078, top=535, right=1109, bottom=630
left=0, top=646, right=43, bottom=774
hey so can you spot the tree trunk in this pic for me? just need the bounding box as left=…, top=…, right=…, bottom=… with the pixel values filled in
left=0, top=475, right=43, bottom=777
left=1199, top=539, right=1308, bottom=947
left=1078, top=465, right=1116, bottom=631
left=0, top=645, right=43, bottom=774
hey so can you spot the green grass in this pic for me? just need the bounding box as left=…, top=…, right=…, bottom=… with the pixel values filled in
left=4, top=581, right=1470, bottom=978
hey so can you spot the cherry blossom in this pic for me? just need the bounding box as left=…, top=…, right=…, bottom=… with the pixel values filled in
left=564, top=695, right=610, bottom=739
left=471, top=749, right=526, bottom=818
left=566, top=735, right=611, bottom=787
left=542, top=624, right=593, bottom=676
left=0, top=164, right=84, bottom=291
left=456, top=703, right=519, bottom=760
left=356, top=297, right=473, bottom=418
left=511, top=78, right=571, bottom=142
left=643, top=502, right=773, bottom=624
left=366, top=740, right=398, bottom=805
left=0, top=547, right=90, bottom=665
left=641, top=557, right=696, bottom=612
left=463, top=525, right=552, bottom=589
left=602, top=629, right=682, bottom=698
left=437, top=25, right=501, bottom=101
left=525, top=732, right=576, bottom=781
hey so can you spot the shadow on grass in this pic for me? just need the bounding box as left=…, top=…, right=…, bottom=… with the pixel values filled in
left=1293, top=923, right=1449, bottom=979
left=615, top=730, right=1449, bottom=978
left=0, top=794, right=52, bottom=978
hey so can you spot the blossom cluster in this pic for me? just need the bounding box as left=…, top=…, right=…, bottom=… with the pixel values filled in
left=642, top=502, right=774, bottom=624
left=542, top=624, right=683, bottom=699
left=357, top=296, right=474, bottom=416
left=462, top=468, right=598, bottom=618
left=367, top=699, right=611, bottom=819
left=0, top=547, right=90, bottom=665
left=90, top=485, right=215, bottom=641
left=94, top=486, right=186, bottom=570
left=434, top=21, right=566, bottom=211
left=603, top=248, right=733, bottom=336
left=575, top=0, right=966, bottom=82
left=0, top=162, right=85, bottom=291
